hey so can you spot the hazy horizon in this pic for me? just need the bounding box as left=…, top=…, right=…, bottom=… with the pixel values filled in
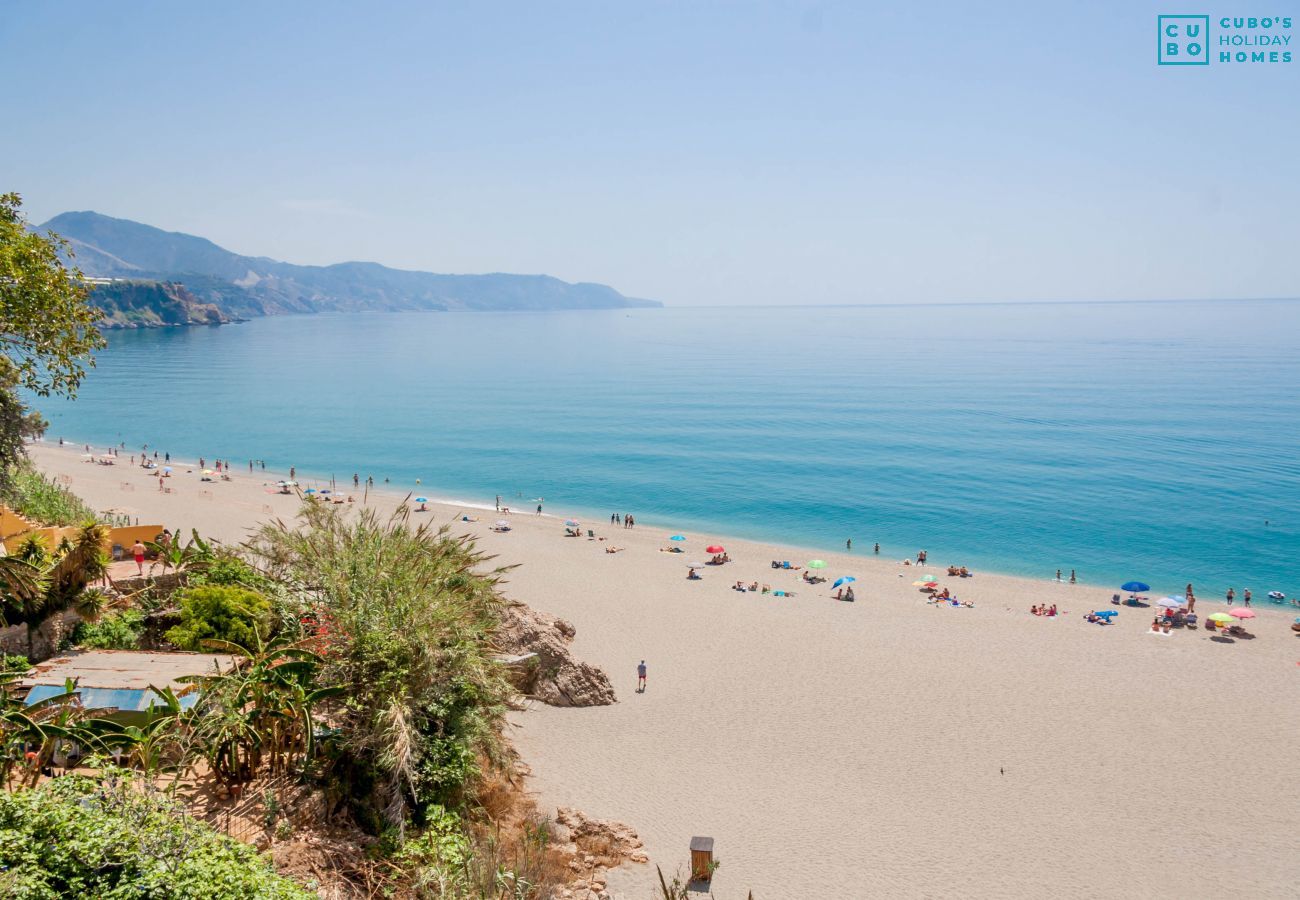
left=4, top=1, right=1297, bottom=306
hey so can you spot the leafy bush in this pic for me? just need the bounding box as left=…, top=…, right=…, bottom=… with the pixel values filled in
left=70, top=608, right=145, bottom=650
left=1, top=653, right=29, bottom=672
left=0, top=460, right=95, bottom=526
left=0, top=773, right=312, bottom=898
left=248, top=504, right=510, bottom=833
left=164, top=585, right=271, bottom=651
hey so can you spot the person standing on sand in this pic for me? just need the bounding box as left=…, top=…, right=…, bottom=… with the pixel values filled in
left=536, top=503, right=542, bottom=515
left=1243, top=588, right=1251, bottom=607
left=1226, top=587, right=1234, bottom=605
left=637, top=660, right=647, bottom=693
left=131, top=540, right=146, bottom=576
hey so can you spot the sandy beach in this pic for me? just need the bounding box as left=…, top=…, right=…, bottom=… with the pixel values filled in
left=28, top=443, right=1300, bottom=899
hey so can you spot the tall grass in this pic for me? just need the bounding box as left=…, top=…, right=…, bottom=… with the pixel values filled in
left=247, top=502, right=514, bottom=835
left=1, top=460, right=96, bottom=526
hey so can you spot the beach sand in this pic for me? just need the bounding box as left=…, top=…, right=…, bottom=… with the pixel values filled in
left=28, top=444, right=1300, bottom=899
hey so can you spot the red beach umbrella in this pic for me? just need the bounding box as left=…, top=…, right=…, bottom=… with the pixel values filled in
left=706, top=545, right=725, bottom=554
left=1227, top=607, right=1256, bottom=619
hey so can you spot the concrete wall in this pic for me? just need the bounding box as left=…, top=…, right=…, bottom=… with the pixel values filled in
left=0, top=506, right=164, bottom=558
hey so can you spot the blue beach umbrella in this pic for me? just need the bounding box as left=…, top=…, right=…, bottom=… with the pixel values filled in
left=1094, top=609, right=1119, bottom=618
left=304, top=488, right=317, bottom=494
left=1120, top=581, right=1149, bottom=593
left=320, top=489, right=331, bottom=495
left=832, top=576, right=857, bottom=588
left=564, top=519, right=580, bottom=527
left=669, top=535, right=686, bottom=542
left=415, top=497, right=428, bottom=503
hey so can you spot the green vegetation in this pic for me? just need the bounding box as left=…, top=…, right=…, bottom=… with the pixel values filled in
left=69, top=608, right=145, bottom=649
left=0, top=458, right=96, bottom=526
left=0, top=773, right=312, bottom=899
left=164, top=585, right=272, bottom=651
left=3, top=525, right=110, bottom=657
left=0, top=193, right=105, bottom=482
left=248, top=503, right=512, bottom=836
left=0, top=491, right=570, bottom=897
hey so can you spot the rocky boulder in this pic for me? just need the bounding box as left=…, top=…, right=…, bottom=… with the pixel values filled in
left=496, top=603, right=616, bottom=707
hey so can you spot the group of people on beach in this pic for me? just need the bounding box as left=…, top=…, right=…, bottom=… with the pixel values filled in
left=609, top=513, right=636, bottom=528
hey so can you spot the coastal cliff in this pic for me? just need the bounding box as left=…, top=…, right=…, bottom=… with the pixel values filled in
left=88, top=280, right=234, bottom=328
left=41, top=211, right=660, bottom=321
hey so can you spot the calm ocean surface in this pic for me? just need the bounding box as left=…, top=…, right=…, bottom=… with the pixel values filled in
left=32, top=300, right=1300, bottom=598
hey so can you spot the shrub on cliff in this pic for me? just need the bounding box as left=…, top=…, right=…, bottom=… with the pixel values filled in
left=70, top=608, right=145, bottom=650
left=247, top=503, right=511, bottom=836
left=165, top=584, right=272, bottom=651
left=0, top=459, right=96, bottom=526
left=0, top=773, right=311, bottom=899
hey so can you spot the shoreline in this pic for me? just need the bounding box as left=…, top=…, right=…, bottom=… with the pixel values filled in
left=31, top=438, right=1293, bottom=611
left=24, top=441, right=1300, bottom=898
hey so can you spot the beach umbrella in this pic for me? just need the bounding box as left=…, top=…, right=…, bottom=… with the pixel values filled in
left=832, top=576, right=856, bottom=588
left=201, top=469, right=214, bottom=475
left=912, top=579, right=938, bottom=587
left=1121, top=581, right=1150, bottom=593
left=685, top=561, right=706, bottom=569
left=304, top=488, right=317, bottom=494
left=162, top=466, right=172, bottom=473
left=1156, top=597, right=1184, bottom=609
left=1228, top=608, right=1256, bottom=619
left=669, top=535, right=686, bottom=542
left=413, top=497, right=428, bottom=503
left=320, top=489, right=332, bottom=495
left=564, top=519, right=580, bottom=527
left=1094, top=610, right=1119, bottom=618
left=706, top=545, right=725, bottom=554
left=1208, top=613, right=1234, bottom=623
left=808, top=560, right=827, bottom=569
left=494, top=520, right=509, bottom=528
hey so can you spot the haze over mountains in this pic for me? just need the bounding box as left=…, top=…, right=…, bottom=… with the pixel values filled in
left=41, top=212, right=658, bottom=324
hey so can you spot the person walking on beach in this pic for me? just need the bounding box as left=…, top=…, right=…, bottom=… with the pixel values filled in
left=536, top=503, right=542, bottom=515
left=1226, top=587, right=1234, bottom=605
left=636, top=660, right=647, bottom=693
left=1069, top=569, right=1077, bottom=584
left=131, top=540, right=146, bottom=576
left=289, top=466, right=295, bottom=480
left=1243, top=588, right=1251, bottom=607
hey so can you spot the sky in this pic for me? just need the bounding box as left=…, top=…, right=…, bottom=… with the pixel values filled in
left=3, top=1, right=1297, bottom=306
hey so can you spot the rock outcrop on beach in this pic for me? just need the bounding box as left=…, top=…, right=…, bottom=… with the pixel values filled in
left=496, top=603, right=617, bottom=707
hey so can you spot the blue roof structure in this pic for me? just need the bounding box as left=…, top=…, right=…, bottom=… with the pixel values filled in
left=24, top=684, right=199, bottom=712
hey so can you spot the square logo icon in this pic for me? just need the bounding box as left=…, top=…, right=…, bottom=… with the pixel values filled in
left=1158, top=15, right=1211, bottom=65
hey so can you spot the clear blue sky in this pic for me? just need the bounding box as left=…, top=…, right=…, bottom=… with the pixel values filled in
left=3, top=1, right=1297, bottom=305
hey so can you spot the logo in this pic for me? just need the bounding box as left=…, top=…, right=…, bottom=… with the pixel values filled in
left=1158, top=14, right=1293, bottom=65
left=1159, top=15, right=1210, bottom=64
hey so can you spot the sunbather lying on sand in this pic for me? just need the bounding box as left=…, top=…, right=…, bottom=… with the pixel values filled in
left=605, top=546, right=624, bottom=554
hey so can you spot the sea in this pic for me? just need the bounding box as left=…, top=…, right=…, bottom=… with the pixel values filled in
left=31, top=299, right=1300, bottom=599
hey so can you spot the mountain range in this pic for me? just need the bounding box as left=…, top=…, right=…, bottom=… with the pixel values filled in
left=39, top=211, right=658, bottom=325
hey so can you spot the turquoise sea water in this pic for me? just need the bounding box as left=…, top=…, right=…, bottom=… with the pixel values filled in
left=32, top=300, right=1300, bottom=599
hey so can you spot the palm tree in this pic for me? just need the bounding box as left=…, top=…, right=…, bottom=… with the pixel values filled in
left=2, top=524, right=110, bottom=659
